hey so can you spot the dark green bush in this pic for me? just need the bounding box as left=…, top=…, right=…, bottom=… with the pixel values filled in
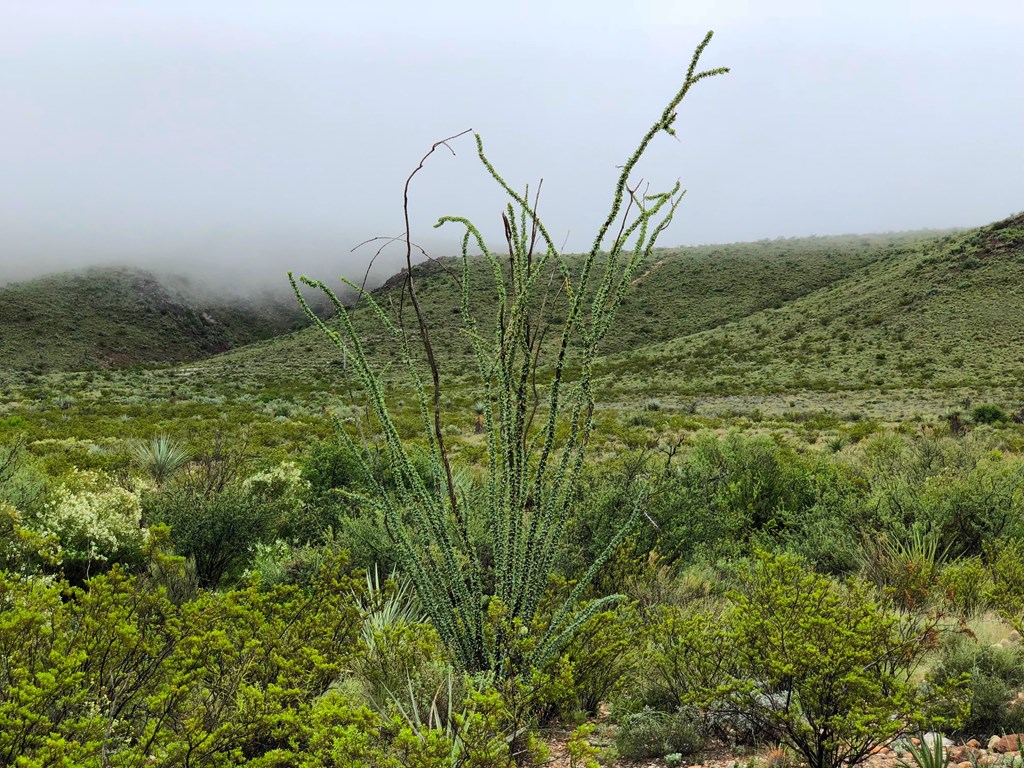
left=937, top=557, right=993, bottom=616
left=972, top=404, right=1010, bottom=424
left=144, top=464, right=296, bottom=589
left=986, top=539, right=1024, bottom=614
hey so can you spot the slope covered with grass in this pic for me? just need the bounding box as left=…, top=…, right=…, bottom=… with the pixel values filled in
left=0, top=267, right=319, bottom=372
left=599, top=213, right=1024, bottom=400
left=196, top=231, right=932, bottom=386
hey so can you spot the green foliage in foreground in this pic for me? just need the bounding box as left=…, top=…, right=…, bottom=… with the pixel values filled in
left=0, top=557, right=362, bottom=767
left=638, top=553, right=960, bottom=768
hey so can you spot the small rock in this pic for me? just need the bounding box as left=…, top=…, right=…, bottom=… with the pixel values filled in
left=988, top=735, right=1002, bottom=751
left=923, top=732, right=954, bottom=748
left=992, top=734, right=1024, bottom=753
left=1009, top=630, right=1021, bottom=642
left=967, top=739, right=982, bottom=749
left=911, top=738, right=922, bottom=746
left=949, top=747, right=967, bottom=762
left=958, top=762, right=974, bottom=768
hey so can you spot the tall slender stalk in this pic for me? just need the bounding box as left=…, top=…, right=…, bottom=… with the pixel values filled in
left=292, top=32, right=727, bottom=673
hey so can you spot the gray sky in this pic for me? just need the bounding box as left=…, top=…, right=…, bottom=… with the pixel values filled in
left=1, top=1, right=1022, bottom=288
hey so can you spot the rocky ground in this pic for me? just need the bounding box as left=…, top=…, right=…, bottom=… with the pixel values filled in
left=543, top=728, right=1024, bottom=768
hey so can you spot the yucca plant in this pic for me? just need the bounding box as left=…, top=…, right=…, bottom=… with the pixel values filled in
left=897, top=734, right=950, bottom=768
left=860, top=527, right=950, bottom=612
left=129, top=434, right=192, bottom=486
left=292, top=33, right=727, bottom=674
left=355, top=564, right=424, bottom=651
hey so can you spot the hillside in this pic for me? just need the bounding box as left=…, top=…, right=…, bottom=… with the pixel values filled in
left=194, top=231, right=936, bottom=385
left=598, top=212, right=1024, bottom=404
left=0, top=266, right=321, bottom=372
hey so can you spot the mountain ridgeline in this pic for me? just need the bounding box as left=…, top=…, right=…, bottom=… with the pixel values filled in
left=195, top=226, right=974, bottom=390
left=0, top=267, right=327, bottom=372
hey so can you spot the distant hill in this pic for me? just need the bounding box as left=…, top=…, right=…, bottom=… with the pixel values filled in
left=598, top=212, right=1024, bottom=399
left=0, top=266, right=324, bottom=372
left=193, top=230, right=944, bottom=386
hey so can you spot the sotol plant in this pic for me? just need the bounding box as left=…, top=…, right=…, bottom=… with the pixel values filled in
left=292, top=33, right=727, bottom=674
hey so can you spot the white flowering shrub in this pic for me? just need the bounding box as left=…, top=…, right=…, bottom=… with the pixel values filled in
left=245, top=461, right=308, bottom=502
left=35, top=469, right=148, bottom=579
left=244, top=461, right=310, bottom=534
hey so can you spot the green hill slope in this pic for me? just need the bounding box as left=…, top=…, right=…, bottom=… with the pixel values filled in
left=0, top=267, right=319, bottom=372
left=599, top=212, right=1024, bottom=403
left=195, top=231, right=934, bottom=386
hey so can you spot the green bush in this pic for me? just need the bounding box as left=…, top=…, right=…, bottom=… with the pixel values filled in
left=926, top=633, right=1024, bottom=738
left=644, top=604, right=732, bottom=717
left=718, top=552, right=945, bottom=768
left=937, top=557, right=993, bottom=616
left=636, top=432, right=862, bottom=569
left=615, top=707, right=703, bottom=761
left=560, top=601, right=642, bottom=716
left=0, top=554, right=363, bottom=766
left=985, top=539, right=1024, bottom=614
left=145, top=462, right=305, bottom=589
left=972, top=404, right=1010, bottom=424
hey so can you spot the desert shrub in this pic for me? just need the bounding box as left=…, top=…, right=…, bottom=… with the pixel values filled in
left=146, top=482, right=276, bottom=588
left=926, top=633, right=1024, bottom=738
left=937, top=557, right=993, bottom=616
left=297, top=437, right=374, bottom=541
left=0, top=436, right=48, bottom=514
left=717, top=552, right=945, bottom=768
left=0, top=501, right=59, bottom=574
left=643, top=604, right=733, bottom=718
left=245, top=460, right=310, bottom=536
left=918, top=454, right=1024, bottom=557
left=33, top=468, right=149, bottom=582
left=615, top=707, right=703, bottom=761
left=773, top=494, right=862, bottom=576
left=145, top=462, right=304, bottom=589
left=0, top=554, right=363, bottom=766
left=245, top=687, right=484, bottom=768
left=246, top=536, right=349, bottom=587
left=986, top=539, right=1024, bottom=615
left=972, top=403, right=1010, bottom=424
left=560, top=601, right=642, bottom=716
left=623, top=558, right=726, bottom=612
left=642, top=432, right=863, bottom=568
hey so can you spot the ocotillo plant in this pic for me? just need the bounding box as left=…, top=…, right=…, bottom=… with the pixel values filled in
left=292, top=32, right=727, bottom=674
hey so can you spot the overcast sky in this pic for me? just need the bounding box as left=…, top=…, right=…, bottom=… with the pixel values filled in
left=1, top=1, right=1022, bottom=288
